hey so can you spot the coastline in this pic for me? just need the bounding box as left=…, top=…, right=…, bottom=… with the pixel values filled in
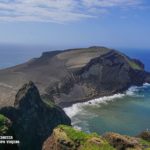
left=60, top=83, right=146, bottom=108
left=63, top=82, right=150, bottom=126
left=63, top=83, right=150, bottom=136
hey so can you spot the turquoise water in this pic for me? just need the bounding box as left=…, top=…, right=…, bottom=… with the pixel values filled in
left=64, top=49, right=150, bottom=136
left=64, top=84, right=150, bottom=136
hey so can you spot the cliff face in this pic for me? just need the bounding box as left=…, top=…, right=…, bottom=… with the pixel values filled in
left=42, top=125, right=150, bottom=150
left=0, top=46, right=149, bottom=107
left=46, top=50, right=150, bottom=107
left=0, top=81, right=71, bottom=150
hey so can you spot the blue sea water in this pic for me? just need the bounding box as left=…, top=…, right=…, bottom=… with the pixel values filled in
left=0, top=44, right=50, bottom=69
left=0, top=45, right=150, bottom=136
left=64, top=48, right=150, bottom=135
left=119, top=48, right=150, bottom=72
left=64, top=84, right=150, bottom=136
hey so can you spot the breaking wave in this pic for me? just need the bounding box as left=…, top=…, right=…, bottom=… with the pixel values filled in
left=126, top=83, right=150, bottom=97
left=64, top=83, right=150, bottom=119
left=64, top=93, right=125, bottom=118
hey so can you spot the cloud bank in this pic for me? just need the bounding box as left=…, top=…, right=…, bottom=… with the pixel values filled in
left=0, top=0, right=144, bottom=23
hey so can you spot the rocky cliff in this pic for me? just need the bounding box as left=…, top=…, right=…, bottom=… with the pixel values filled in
left=42, top=125, right=150, bottom=150
left=0, top=46, right=150, bottom=107
left=0, top=81, right=71, bottom=150
left=46, top=49, right=150, bottom=107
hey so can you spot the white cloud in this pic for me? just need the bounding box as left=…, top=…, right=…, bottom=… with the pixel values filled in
left=82, top=0, right=142, bottom=7
left=0, top=0, right=144, bottom=23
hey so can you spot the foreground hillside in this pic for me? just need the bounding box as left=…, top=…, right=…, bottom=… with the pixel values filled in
left=0, top=82, right=71, bottom=150
left=43, top=125, right=150, bottom=150
left=0, top=46, right=150, bottom=107
left=0, top=82, right=150, bottom=150
left=1, top=114, right=150, bottom=150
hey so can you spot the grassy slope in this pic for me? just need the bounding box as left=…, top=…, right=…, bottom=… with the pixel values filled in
left=127, top=59, right=142, bottom=70
left=58, top=125, right=115, bottom=150
left=117, top=50, right=142, bottom=70
left=55, top=125, right=150, bottom=150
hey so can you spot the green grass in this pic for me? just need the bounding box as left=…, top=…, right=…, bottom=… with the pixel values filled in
left=58, top=125, right=98, bottom=143
left=82, top=143, right=115, bottom=150
left=0, top=114, right=7, bottom=124
left=0, top=114, right=9, bottom=135
left=140, top=138, right=150, bottom=147
left=119, top=52, right=142, bottom=70
left=127, top=60, right=142, bottom=70
left=42, top=96, right=55, bottom=108
left=58, top=125, right=115, bottom=150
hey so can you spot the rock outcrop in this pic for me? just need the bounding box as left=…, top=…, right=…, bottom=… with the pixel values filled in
left=0, top=46, right=150, bottom=107
left=46, top=50, right=150, bottom=107
left=42, top=125, right=150, bottom=150
left=0, top=81, right=71, bottom=150
left=42, top=125, right=114, bottom=150
left=103, top=132, right=141, bottom=150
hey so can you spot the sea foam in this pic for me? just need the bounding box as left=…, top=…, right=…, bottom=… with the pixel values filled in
left=126, top=83, right=150, bottom=96
left=64, top=93, right=125, bottom=118
left=64, top=83, right=150, bottom=119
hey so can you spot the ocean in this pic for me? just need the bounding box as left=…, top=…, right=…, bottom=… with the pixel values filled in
left=0, top=44, right=49, bottom=69
left=0, top=45, right=150, bottom=136
left=64, top=84, right=150, bottom=136
left=64, top=48, right=150, bottom=136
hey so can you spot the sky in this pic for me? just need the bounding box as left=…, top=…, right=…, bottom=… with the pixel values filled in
left=0, top=0, right=150, bottom=50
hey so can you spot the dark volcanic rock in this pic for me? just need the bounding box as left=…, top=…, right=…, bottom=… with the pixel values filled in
left=103, top=132, right=141, bottom=150
left=145, top=72, right=150, bottom=83
left=43, top=126, right=150, bottom=150
left=0, top=81, right=71, bottom=150
left=0, top=46, right=150, bottom=107
left=47, top=50, right=150, bottom=107
left=42, top=125, right=114, bottom=150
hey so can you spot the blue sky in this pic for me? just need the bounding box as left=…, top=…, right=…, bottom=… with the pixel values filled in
left=0, top=0, right=150, bottom=49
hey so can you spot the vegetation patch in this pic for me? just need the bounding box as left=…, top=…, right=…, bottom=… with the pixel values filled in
left=42, top=96, right=55, bottom=108
left=82, top=139, right=115, bottom=150
left=57, top=125, right=115, bottom=150
left=120, top=52, right=142, bottom=70
left=58, top=125, right=97, bottom=143
left=0, top=114, right=10, bottom=135
left=127, top=60, right=142, bottom=70
left=140, top=138, right=150, bottom=148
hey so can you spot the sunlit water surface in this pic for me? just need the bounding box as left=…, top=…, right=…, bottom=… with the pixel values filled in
left=64, top=83, right=150, bottom=136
